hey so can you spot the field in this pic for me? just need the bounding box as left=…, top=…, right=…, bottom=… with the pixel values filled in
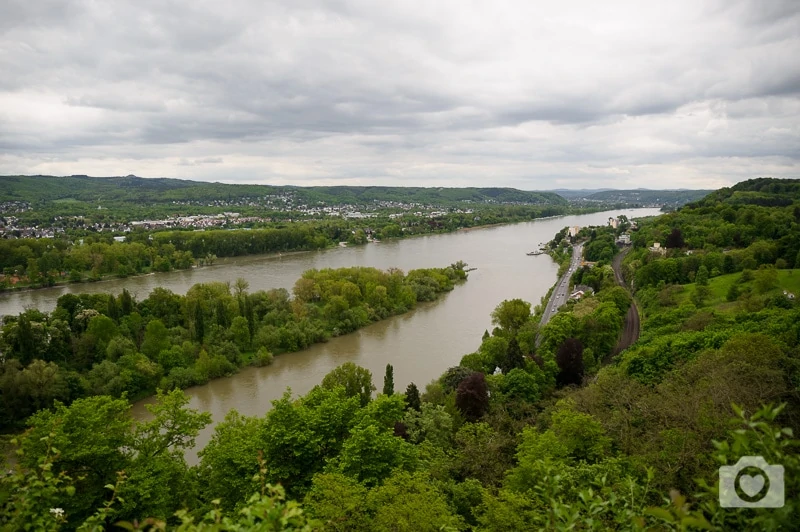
left=675, top=269, right=799, bottom=310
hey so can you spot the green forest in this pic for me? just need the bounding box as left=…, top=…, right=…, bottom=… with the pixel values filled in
left=0, top=175, right=567, bottom=207
left=557, top=189, right=713, bottom=210
left=582, top=189, right=712, bottom=207
left=0, top=263, right=466, bottom=430
left=2, top=178, right=799, bottom=531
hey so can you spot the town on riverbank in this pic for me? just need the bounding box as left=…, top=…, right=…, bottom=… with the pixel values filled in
left=0, top=176, right=707, bottom=293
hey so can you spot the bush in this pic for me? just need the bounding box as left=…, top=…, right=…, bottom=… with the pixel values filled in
left=252, top=347, right=274, bottom=367
left=161, top=366, right=199, bottom=390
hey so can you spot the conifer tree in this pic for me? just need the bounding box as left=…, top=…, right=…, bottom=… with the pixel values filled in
left=383, top=363, right=394, bottom=396
left=404, top=382, right=421, bottom=411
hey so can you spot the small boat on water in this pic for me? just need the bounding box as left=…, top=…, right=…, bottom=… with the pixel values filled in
left=526, top=250, right=543, bottom=256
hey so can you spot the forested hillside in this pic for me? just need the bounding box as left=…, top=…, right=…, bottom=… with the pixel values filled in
left=0, top=175, right=566, bottom=215
left=626, top=178, right=800, bottom=289
left=2, top=178, right=799, bottom=531
left=582, top=188, right=712, bottom=206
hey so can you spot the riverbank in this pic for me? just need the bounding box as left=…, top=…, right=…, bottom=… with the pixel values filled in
left=0, top=206, right=613, bottom=298
left=0, top=208, right=663, bottom=319
left=456, top=222, right=508, bottom=232
left=0, top=248, right=320, bottom=297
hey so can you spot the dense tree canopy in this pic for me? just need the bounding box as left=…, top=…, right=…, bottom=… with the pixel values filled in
left=0, top=263, right=466, bottom=430
left=2, top=177, right=799, bottom=530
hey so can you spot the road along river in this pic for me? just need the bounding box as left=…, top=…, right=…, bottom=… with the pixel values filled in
left=0, top=208, right=660, bottom=462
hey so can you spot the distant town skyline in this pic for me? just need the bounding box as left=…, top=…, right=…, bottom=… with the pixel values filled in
left=1, top=1, right=798, bottom=189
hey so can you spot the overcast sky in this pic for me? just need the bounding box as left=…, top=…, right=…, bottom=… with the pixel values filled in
left=1, top=0, right=798, bottom=189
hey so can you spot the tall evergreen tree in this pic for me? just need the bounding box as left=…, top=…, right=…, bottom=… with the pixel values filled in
left=215, top=299, right=229, bottom=328
left=194, top=304, right=205, bottom=343
left=16, top=315, right=35, bottom=365
left=502, top=337, right=524, bottom=373
left=404, top=382, right=421, bottom=412
left=244, top=297, right=256, bottom=337
left=119, top=288, right=134, bottom=316
left=383, top=363, right=394, bottom=396
left=106, top=294, right=119, bottom=322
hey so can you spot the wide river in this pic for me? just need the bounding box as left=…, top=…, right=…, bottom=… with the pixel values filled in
left=1, top=208, right=660, bottom=462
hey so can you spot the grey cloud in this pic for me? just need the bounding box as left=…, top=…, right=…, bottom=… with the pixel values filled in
left=733, top=0, right=800, bottom=27
left=64, top=93, right=168, bottom=113
left=178, top=157, right=223, bottom=166
left=0, top=0, right=798, bottom=187
left=0, top=0, right=86, bottom=31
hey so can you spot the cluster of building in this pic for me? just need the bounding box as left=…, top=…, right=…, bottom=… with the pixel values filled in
left=0, top=223, right=65, bottom=239
left=168, top=193, right=296, bottom=210
left=0, top=188, right=506, bottom=241
left=128, top=213, right=270, bottom=231
left=0, top=201, right=31, bottom=214
left=388, top=209, right=473, bottom=220
left=1, top=213, right=65, bottom=238
left=169, top=194, right=472, bottom=221
left=0, top=212, right=278, bottom=239
left=300, top=201, right=472, bottom=220
left=169, top=193, right=460, bottom=216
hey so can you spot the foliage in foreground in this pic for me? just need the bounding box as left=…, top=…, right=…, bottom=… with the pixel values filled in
left=2, top=391, right=797, bottom=531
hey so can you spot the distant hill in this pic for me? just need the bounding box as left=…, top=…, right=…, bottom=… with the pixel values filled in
left=295, top=185, right=566, bottom=206
left=0, top=175, right=568, bottom=212
left=548, top=188, right=614, bottom=199
left=560, top=188, right=714, bottom=207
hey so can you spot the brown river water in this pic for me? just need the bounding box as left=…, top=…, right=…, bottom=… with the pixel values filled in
left=0, top=208, right=660, bottom=463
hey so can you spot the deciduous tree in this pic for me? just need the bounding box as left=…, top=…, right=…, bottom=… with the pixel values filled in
left=455, top=372, right=489, bottom=422
left=491, top=299, right=531, bottom=333
left=555, top=338, right=584, bottom=387
left=322, top=362, right=375, bottom=406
